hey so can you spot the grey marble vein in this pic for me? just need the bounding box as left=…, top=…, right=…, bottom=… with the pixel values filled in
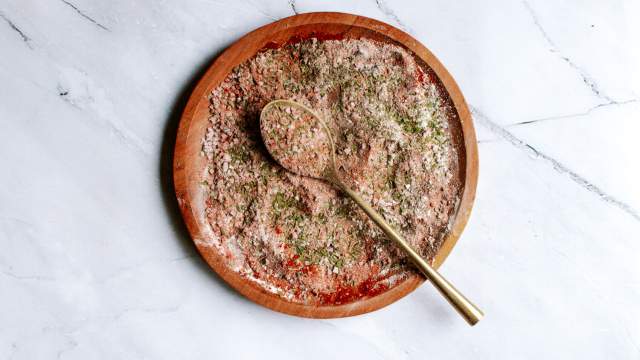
left=1, top=269, right=56, bottom=282
left=522, top=0, right=612, bottom=103
left=59, top=0, right=110, bottom=32
left=248, top=3, right=278, bottom=21
left=53, top=83, right=152, bottom=155
left=477, top=139, right=500, bottom=144
left=7, top=343, right=18, bottom=360
left=374, top=0, right=412, bottom=34
left=0, top=11, right=32, bottom=48
left=471, top=105, right=640, bottom=221
left=507, top=98, right=639, bottom=127
left=55, top=339, right=78, bottom=360
left=288, top=0, right=298, bottom=15
left=112, top=304, right=182, bottom=321
left=623, top=325, right=640, bottom=356
left=56, top=84, right=80, bottom=109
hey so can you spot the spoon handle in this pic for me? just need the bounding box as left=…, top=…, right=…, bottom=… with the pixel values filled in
left=337, top=183, right=484, bottom=325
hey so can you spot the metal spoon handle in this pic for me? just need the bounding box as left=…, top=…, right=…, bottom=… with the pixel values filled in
left=337, top=182, right=483, bottom=325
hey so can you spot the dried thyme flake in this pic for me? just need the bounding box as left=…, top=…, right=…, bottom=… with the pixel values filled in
left=228, top=144, right=251, bottom=163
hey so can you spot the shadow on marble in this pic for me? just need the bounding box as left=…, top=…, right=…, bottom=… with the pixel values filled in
left=158, top=44, right=254, bottom=306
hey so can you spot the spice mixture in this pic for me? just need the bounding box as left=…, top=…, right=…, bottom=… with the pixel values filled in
left=200, top=37, right=464, bottom=305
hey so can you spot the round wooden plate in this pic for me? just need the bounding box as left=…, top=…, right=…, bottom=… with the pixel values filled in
left=174, top=12, right=478, bottom=318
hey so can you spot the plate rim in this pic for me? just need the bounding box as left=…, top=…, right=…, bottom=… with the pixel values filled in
left=173, top=12, right=479, bottom=318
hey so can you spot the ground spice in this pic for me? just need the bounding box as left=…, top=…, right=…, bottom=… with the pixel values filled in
left=200, top=37, right=463, bottom=305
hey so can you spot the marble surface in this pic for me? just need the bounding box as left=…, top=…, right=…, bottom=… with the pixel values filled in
left=1, top=0, right=639, bottom=358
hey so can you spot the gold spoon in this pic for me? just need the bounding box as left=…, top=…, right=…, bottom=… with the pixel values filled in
left=260, top=99, right=483, bottom=325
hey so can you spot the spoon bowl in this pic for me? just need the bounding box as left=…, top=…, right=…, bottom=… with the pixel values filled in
left=260, top=99, right=337, bottom=181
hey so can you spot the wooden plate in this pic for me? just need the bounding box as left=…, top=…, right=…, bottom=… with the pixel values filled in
left=173, top=12, right=478, bottom=318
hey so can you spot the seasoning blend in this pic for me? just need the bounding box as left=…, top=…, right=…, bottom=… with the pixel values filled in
left=200, top=38, right=463, bottom=305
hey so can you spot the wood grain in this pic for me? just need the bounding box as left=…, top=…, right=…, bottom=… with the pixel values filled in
left=173, top=12, right=479, bottom=318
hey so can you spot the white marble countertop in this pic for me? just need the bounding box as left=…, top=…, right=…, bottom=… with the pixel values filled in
left=1, top=0, right=639, bottom=358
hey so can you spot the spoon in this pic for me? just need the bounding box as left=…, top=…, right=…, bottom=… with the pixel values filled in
left=260, top=99, right=483, bottom=325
